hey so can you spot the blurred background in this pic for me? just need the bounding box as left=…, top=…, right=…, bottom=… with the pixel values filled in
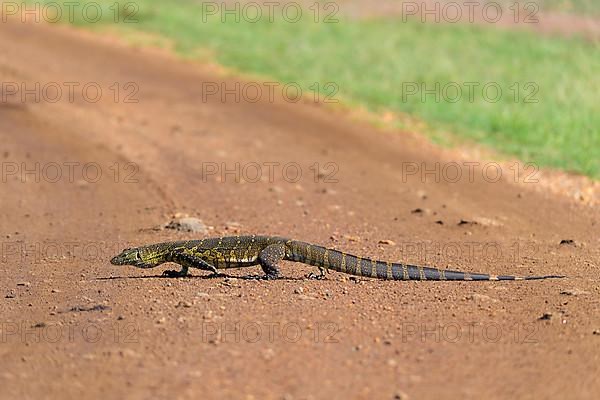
left=16, top=0, right=598, bottom=178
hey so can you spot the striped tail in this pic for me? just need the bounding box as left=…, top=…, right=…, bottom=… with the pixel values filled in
left=285, top=241, right=564, bottom=281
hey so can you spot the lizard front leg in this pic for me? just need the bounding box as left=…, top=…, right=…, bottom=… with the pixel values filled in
left=163, top=251, right=219, bottom=278
left=257, top=243, right=286, bottom=280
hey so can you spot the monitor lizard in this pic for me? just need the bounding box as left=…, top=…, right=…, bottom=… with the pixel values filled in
left=110, top=235, right=564, bottom=281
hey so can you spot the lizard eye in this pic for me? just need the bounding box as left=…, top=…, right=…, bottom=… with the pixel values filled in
left=135, top=251, right=142, bottom=261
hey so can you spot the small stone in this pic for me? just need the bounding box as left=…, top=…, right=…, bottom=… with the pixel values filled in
left=559, top=239, right=575, bottom=246
left=465, top=293, right=497, bottom=302
left=262, top=348, right=275, bottom=361
left=17, top=282, right=31, bottom=287
left=176, top=301, right=192, bottom=308
left=560, top=289, right=590, bottom=296
left=473, top=217, right=502, bottom=227
left=294, top=287, right=304, bottom=294
left=225, top=221, right=241, bottom=231
left=378, top=239, right=396, bottom=245
left=119, top=349, right=139, bottom=358
left=394, top=390, right=409, bottom=400
left=165, top=217, right=207, bottom=233
left=539, top=313, right=553, bottom=321
left=51, top=289, right=61, bottom=293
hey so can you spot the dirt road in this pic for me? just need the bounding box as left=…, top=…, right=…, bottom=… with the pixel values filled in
left=1, top=21, right=599, bottom=399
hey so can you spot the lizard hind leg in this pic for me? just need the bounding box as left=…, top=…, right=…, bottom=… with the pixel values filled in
left=258, top=243, right=286, bottom=280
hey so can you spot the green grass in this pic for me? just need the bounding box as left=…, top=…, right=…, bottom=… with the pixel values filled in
left=31, top=0, right=600, bottom=177
left=538, top=0, right=600, bottom=14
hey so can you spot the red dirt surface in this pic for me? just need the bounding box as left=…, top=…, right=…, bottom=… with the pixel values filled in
left=1, top=21, right=599, bottom=400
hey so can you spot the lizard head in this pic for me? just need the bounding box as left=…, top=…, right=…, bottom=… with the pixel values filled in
left=110, top=245, right=165, bottom=268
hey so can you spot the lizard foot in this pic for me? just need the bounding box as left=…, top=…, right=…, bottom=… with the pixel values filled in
left=162, top=269, right=188, bottom=278
left=305, top=272, right=326, bottom=280
left=264, top=272, right=280, bottom=280
left=306, top=267, right=327, bottom=280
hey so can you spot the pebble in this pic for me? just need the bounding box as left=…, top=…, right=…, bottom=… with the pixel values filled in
left=560, top=289, right=590, bottom=296
left=465, top=294, right=497, bottom=302
left=294, top=287, right=304, bottom=294
left=225, top=221, right=241, bottom=231
left=394, top=390, right=409, bottom=400
left=378, top=239, right=396, bottom=245
left=176, top=301, right=192, bottom=308
left=539, top=312, right=553, bottom=321
left=165, top=217, right=207, bottom=233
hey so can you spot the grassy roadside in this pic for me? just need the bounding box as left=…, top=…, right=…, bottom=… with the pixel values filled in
left=26, top=0, right=600, bottom=178
left=539, top=0, right=600, bottom=15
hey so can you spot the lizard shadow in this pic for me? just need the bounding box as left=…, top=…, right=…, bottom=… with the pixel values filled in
left=96, top=273, right=307, bottom=281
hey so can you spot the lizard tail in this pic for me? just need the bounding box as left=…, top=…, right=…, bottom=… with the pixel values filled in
left=286, top=241, right=564, bottom=281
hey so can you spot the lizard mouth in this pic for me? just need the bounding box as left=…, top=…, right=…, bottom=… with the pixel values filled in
left=110, top=255, right=127, bottom=265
